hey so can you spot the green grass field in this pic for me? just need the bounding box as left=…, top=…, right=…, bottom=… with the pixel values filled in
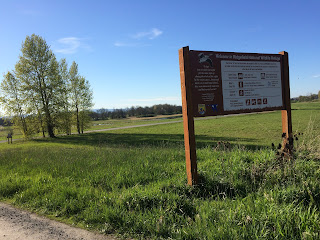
left=0, top=102, right=320, bottom=239
left=0, top=114, right=183, bottom=142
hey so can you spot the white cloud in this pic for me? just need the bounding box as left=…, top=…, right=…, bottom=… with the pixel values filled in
left=54, top=37, right=91, bottom=54
left=114, top=28, right=163, bottom=48
left=312, top=74, right=320, bottom=78
left=131, top=28, right=163, bottom=40
left=114, top=41, right=137, bottom=47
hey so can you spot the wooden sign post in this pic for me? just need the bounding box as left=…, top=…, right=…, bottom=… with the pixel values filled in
left=179, top=46, right=292, bottom=186
left=280, top=51, right=293, bottom=153
left=179, top=46, right=198, bottom=185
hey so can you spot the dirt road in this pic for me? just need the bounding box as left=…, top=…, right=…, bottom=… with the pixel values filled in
left=0, top=203, right=118, bottom=240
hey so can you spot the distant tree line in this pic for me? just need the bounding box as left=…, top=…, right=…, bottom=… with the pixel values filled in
left=90, top=104, right=182, bottom=120
left=0, top=34, right=93, bottom=137
left=291, top=92, right=319, bottom=103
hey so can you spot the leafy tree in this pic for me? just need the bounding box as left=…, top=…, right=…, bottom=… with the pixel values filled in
left=15, top=34, right=64, bottom=137
left=1, top=34, right=93, bottom=138
left=69, top=62, right=93, bottom=134
left=69, top=62, right=81, bottom=134
left=57, top=58, right=72, bottom=135
left=97, top=108, right=108, bottom=120
left=0, top=72, right=28, bottom=136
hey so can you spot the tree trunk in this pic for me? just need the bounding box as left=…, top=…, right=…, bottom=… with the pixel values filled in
left=44, top=106, right=55, bottom=138
left=47, top=122, right=55, bottom=138
left=81, top=121, right=84, bottom=134
left=38, top=114, right=45, bottom=137
left=20, top=115, right=28, bottom=136
left=76, top=105, right=80, bottom=134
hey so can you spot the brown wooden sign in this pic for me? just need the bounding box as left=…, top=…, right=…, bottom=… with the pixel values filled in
left=188, top=50, right=284, bottom=117
left=179, top=46, right=292, bottom=186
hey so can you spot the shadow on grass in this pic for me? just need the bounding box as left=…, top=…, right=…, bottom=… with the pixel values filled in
left=161, top=173, right=253, bottom=200
left=292, top=108, right=320, bottom=111
left=32, top=132, right=264, bottom=149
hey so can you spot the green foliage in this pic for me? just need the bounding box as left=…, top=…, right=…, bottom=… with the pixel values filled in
left=1, top=140, right=320, bottom=239
left=57, top=58, right=72, bottom=135
left=69, top=62, right=93, bottom=134
left=0, top=34, right=93, bottom=138
left=292, top=93, right=319, bottom=103
left=0, top=72, right=28, bottom=136
left=1, top=102, right=320, bottom=239
left=15, top=34, right=62, bottom=137
left=91, top=104, right=182, bottom=120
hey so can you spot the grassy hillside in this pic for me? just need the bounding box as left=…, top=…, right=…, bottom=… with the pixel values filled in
left=0, top=115, right=183, bottom=142
left=0, top=102, right=320, bottom=239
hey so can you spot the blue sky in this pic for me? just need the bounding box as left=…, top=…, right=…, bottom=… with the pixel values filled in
left=0, top=0, right=320, bottom=110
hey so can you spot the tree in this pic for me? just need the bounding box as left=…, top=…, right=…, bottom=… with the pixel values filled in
left=1, top=34, right=93, bottom=137
left=77, top=76, right=93, bottom=133
left=69, top=62, right=93, bottom=134
left=97, top=108, right=109, bottom=120
left=57, top=58, right=72, bottom=135
left=15, top=34, right=63, bottom=138
left=0, top=72, right=28, bottom=136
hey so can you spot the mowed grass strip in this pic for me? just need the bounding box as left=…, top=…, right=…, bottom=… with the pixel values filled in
left=0, top=102, right=320, bottom=239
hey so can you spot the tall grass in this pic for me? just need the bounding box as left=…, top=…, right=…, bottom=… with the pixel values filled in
left=296, top=117, right=320, bottom=160
left=1, top=102, right=320, bottom=239
left=1, top=138, right=320, bottom=239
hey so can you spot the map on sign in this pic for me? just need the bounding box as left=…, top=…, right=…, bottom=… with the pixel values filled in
left=221, top=61, right=283, bottom=111
left=188, top=50, right=284, bottom=117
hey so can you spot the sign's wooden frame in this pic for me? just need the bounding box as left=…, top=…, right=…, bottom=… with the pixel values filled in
left=179, top=46, right=292, bottom=186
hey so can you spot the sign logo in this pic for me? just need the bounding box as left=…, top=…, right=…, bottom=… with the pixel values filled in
left=211, top=104, right=218, bottom=112
left=198, top=104, right=206, bottom=115
left=198, top=53, right=213, bottom=67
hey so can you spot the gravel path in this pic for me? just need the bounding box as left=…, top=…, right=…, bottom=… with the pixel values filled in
left=0, top=203, right=118, bottom=240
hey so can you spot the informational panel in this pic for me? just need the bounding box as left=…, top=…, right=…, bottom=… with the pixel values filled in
left=188, top=51, right=284, bottom=117
left=179, top=47, right=291, bottom=186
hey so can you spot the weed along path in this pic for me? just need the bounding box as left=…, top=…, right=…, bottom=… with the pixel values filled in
left=0, top=203, right=118, bottom=240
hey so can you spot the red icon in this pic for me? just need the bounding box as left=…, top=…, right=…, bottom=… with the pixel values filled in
left=239, top=90, right=244, bottom=96
left=246, top=99, right=250, bottom=106
left=252, top=99, right=256, bottom=105
left=263, top=98, right=268, bottom=104
left=257, top=99, right=262, bottom=105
